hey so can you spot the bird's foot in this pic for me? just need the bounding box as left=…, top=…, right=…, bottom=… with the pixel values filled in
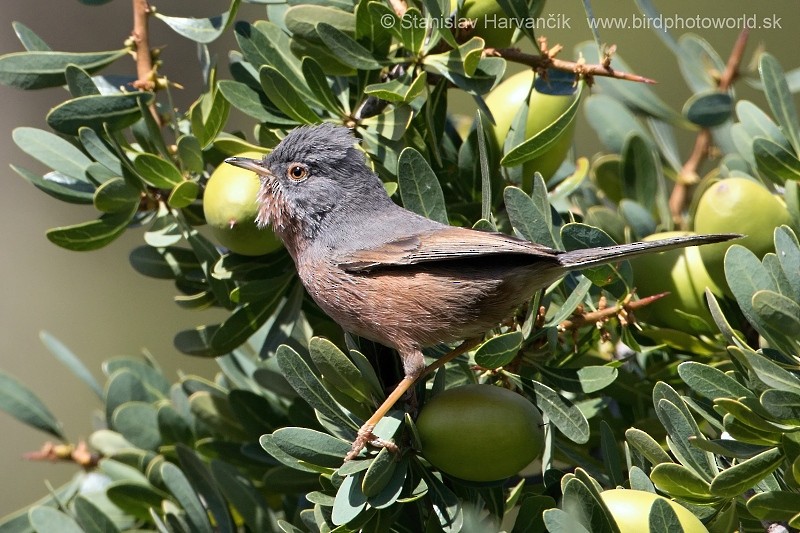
left=345, top=424, right=398, bottom=461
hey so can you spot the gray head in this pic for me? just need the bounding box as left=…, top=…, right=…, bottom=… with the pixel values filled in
left=225, top=124, right=392, bottom=242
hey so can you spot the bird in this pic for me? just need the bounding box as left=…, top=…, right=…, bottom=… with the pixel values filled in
left=225, top=123, right=738, bottom=460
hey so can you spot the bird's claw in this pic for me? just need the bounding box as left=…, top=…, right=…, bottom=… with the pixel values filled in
left=345, top=425, right=398, bottom=461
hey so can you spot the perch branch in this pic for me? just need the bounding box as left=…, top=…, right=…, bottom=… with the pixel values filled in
left=669, top=29, right=749, bottom=226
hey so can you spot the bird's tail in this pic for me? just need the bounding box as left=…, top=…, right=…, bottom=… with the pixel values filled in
left=557, top=233, right=741, bottom=270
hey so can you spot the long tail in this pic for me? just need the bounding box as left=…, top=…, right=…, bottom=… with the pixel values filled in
left=557, top=233, right=741, bottom=270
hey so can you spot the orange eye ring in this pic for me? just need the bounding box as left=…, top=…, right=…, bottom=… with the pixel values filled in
left=287, top=163, right=309, bottom=182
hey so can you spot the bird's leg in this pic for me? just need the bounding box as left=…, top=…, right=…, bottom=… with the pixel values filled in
left=345, top=337, right=481, bottom=461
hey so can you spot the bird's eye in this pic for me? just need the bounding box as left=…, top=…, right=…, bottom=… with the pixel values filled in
left=286, top=163, right=309, bottom=182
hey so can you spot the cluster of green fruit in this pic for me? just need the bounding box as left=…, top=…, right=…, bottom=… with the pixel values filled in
left=631, top=177, right=791, bottom=330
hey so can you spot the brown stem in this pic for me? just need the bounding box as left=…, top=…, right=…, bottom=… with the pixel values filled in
left=131, top=0, right=160, bottom=125
left=485, top=46, right=657, bottom=85
left=558, top=292, right=668, bottom=331
left=388, top=0, right=408, bottom=18
left=669, top=29, right=749, bottom=226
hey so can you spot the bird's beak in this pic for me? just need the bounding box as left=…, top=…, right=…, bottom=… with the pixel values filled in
left=224, top=156, right=268, bottom=175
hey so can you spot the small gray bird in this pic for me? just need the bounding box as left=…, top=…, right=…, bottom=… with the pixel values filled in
left=226, top=123, right=737, bottom=459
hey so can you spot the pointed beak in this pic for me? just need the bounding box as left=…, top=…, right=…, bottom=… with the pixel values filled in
left=224, top=156, right=268, bottom=175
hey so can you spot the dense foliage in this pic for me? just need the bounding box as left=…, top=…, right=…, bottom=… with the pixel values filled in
left=1, top=0, right=800, bottom=531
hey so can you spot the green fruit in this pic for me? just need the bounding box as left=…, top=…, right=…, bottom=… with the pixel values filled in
left=694, top=177, right=791, bottom=290
left=485, top=69, right=577, bottom=183
left=416, top=384, right=544, bottom=482
left=600, top=489, right=709, bottom=533
left=454, top=0, right=540, bottom=48
left=629, top=231, right=722, bottom=330
left=203, top=151, right=282, bottom=256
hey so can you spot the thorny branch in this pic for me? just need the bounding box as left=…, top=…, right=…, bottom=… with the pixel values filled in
left=131, top=0, right=161, bottom=125
left=669, top=29, right=750, bottom=226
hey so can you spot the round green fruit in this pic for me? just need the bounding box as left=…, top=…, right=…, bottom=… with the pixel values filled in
left=485, top=69, right=577, bottom=183
left=600, top=489, right=708, bottom=533
left=416, top=384, right=544, bottom=482
left=203, top=152, right=282, bottom=256
left=629, top=231, right=722, bottom=330
left=694, top=177, right=791, bottom=290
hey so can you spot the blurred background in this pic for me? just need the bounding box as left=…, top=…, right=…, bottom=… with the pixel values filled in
left=1, top=0, right=797, bottom=517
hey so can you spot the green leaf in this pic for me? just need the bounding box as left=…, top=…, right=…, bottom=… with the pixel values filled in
left=189, top=392, right=249, bottom=441
left=301, top=57, right=345, bottom=114
left=747, top=490, right=800, bottom=521
left=332, top=472, right=368, bottom=526
left=561, top=478, right=615, bottom=533
left=725, top=244, right=776, bottom=328
left=73, top=496, right=121, bottom=533
left=39, top=331, right=103, bottom=399
left=154, top=0, right=240, bottom=44
left=528, top=379, right=589, bottom=444
left=584, top=94, right=649, bottom=153
left=0, top=370, right=64, bottom=439
left=677, top=361, right=753, bottom=401
left=397, top=147, right=448, bottom=224
left=190, top=89, right=230, bottom=148
left=418, top=466, right=463, bottom=532
left=12, top=165, right=95, bottom=204
left=12, top=126, right=93, bottom=183
left=683, top=91, right=733, bottom=127
left=364, top=72, right=427, bottom=103
left=621, top=134, right=658, bottom=212
left=47, top=92, right=153, bottom=135
left=649, top=463, right=713, bottom=501
left=13, top=21, right=51, bottom=51
left=361, top=448, right=396, bottom=498
left=760, top=53, right=800, bottom=156
left=754, top=137, right=800, bottom=185
left=177, top=135, right=204, bottom=174
left=625, top=427, right=672, bottom=466
left=106, top=481, right=168, bottom=521
left=210, top=460, right=274, bottom=533
left=46, top=203, right=136, bottom=251
left=743, top=350, right=800, bottom=395
left=315, top=22, right=381, bottom=70
left=210, top=276, right=292, bottom=354
left=474, top=331, right=523, bottom=370
left=65, top=64, right=100, bottom=97
left=182, top=224, right=234, bottom=309
left=133, top=153, right=183, bottom=189
left=260, top=66, right=321, bottom=124
left=576, top=365, right=618, bottom=394
left=284, top=4, right=356, bottom=41
left=168, top=180, right=200, bottom=208
left=648, top=499, right=682, bottom=533
left=112, top=402, right=161, bottom=450
left=235, top=21, right=310, bottom=99
left=655, top=399, right=716, bottom=481
left=276, top=345, right=359, bottom=432
left=28, top=506, right=84, bottom=533
left=542, top=508, right=591, bottom=533
left=677, top=34, right=726, bottom=92
left=176, top=445, right=235, bottom=533
left=0, top=49, right=127, bottom=89
left=272, top=427, right=350, bottom=468
left=161, top=462, right=214, bottom=533
left=79, top=127, right=123, bottom=174
left=308, top=337, right=377, bottom=406
left=503, top=181, right=559, bottom=248
left=709, top=447, right=784, bottom=498
left=93, top=177, right=140, bottom=213
left=501, top=84, right=581, bottom=167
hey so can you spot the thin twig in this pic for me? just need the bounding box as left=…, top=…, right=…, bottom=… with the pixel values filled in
left=23, top=441, right=100, bottom=470
left=558, top=292, right=667, bottom=331
left=669, top=29, right=749, bottom=226
left=485, top=44, right=657, bottom=85
left=131, top=0, right=161, bottom=125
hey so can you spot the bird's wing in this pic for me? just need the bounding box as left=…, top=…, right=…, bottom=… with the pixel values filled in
left=336, top=225, right=562, bottom=272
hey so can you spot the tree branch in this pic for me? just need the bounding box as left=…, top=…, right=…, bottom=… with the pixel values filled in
left=131, top=0, right=160, bottom=125
left=486, top=41, right=656, bottom=85
left=669, top=29, right=749, bottom=226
